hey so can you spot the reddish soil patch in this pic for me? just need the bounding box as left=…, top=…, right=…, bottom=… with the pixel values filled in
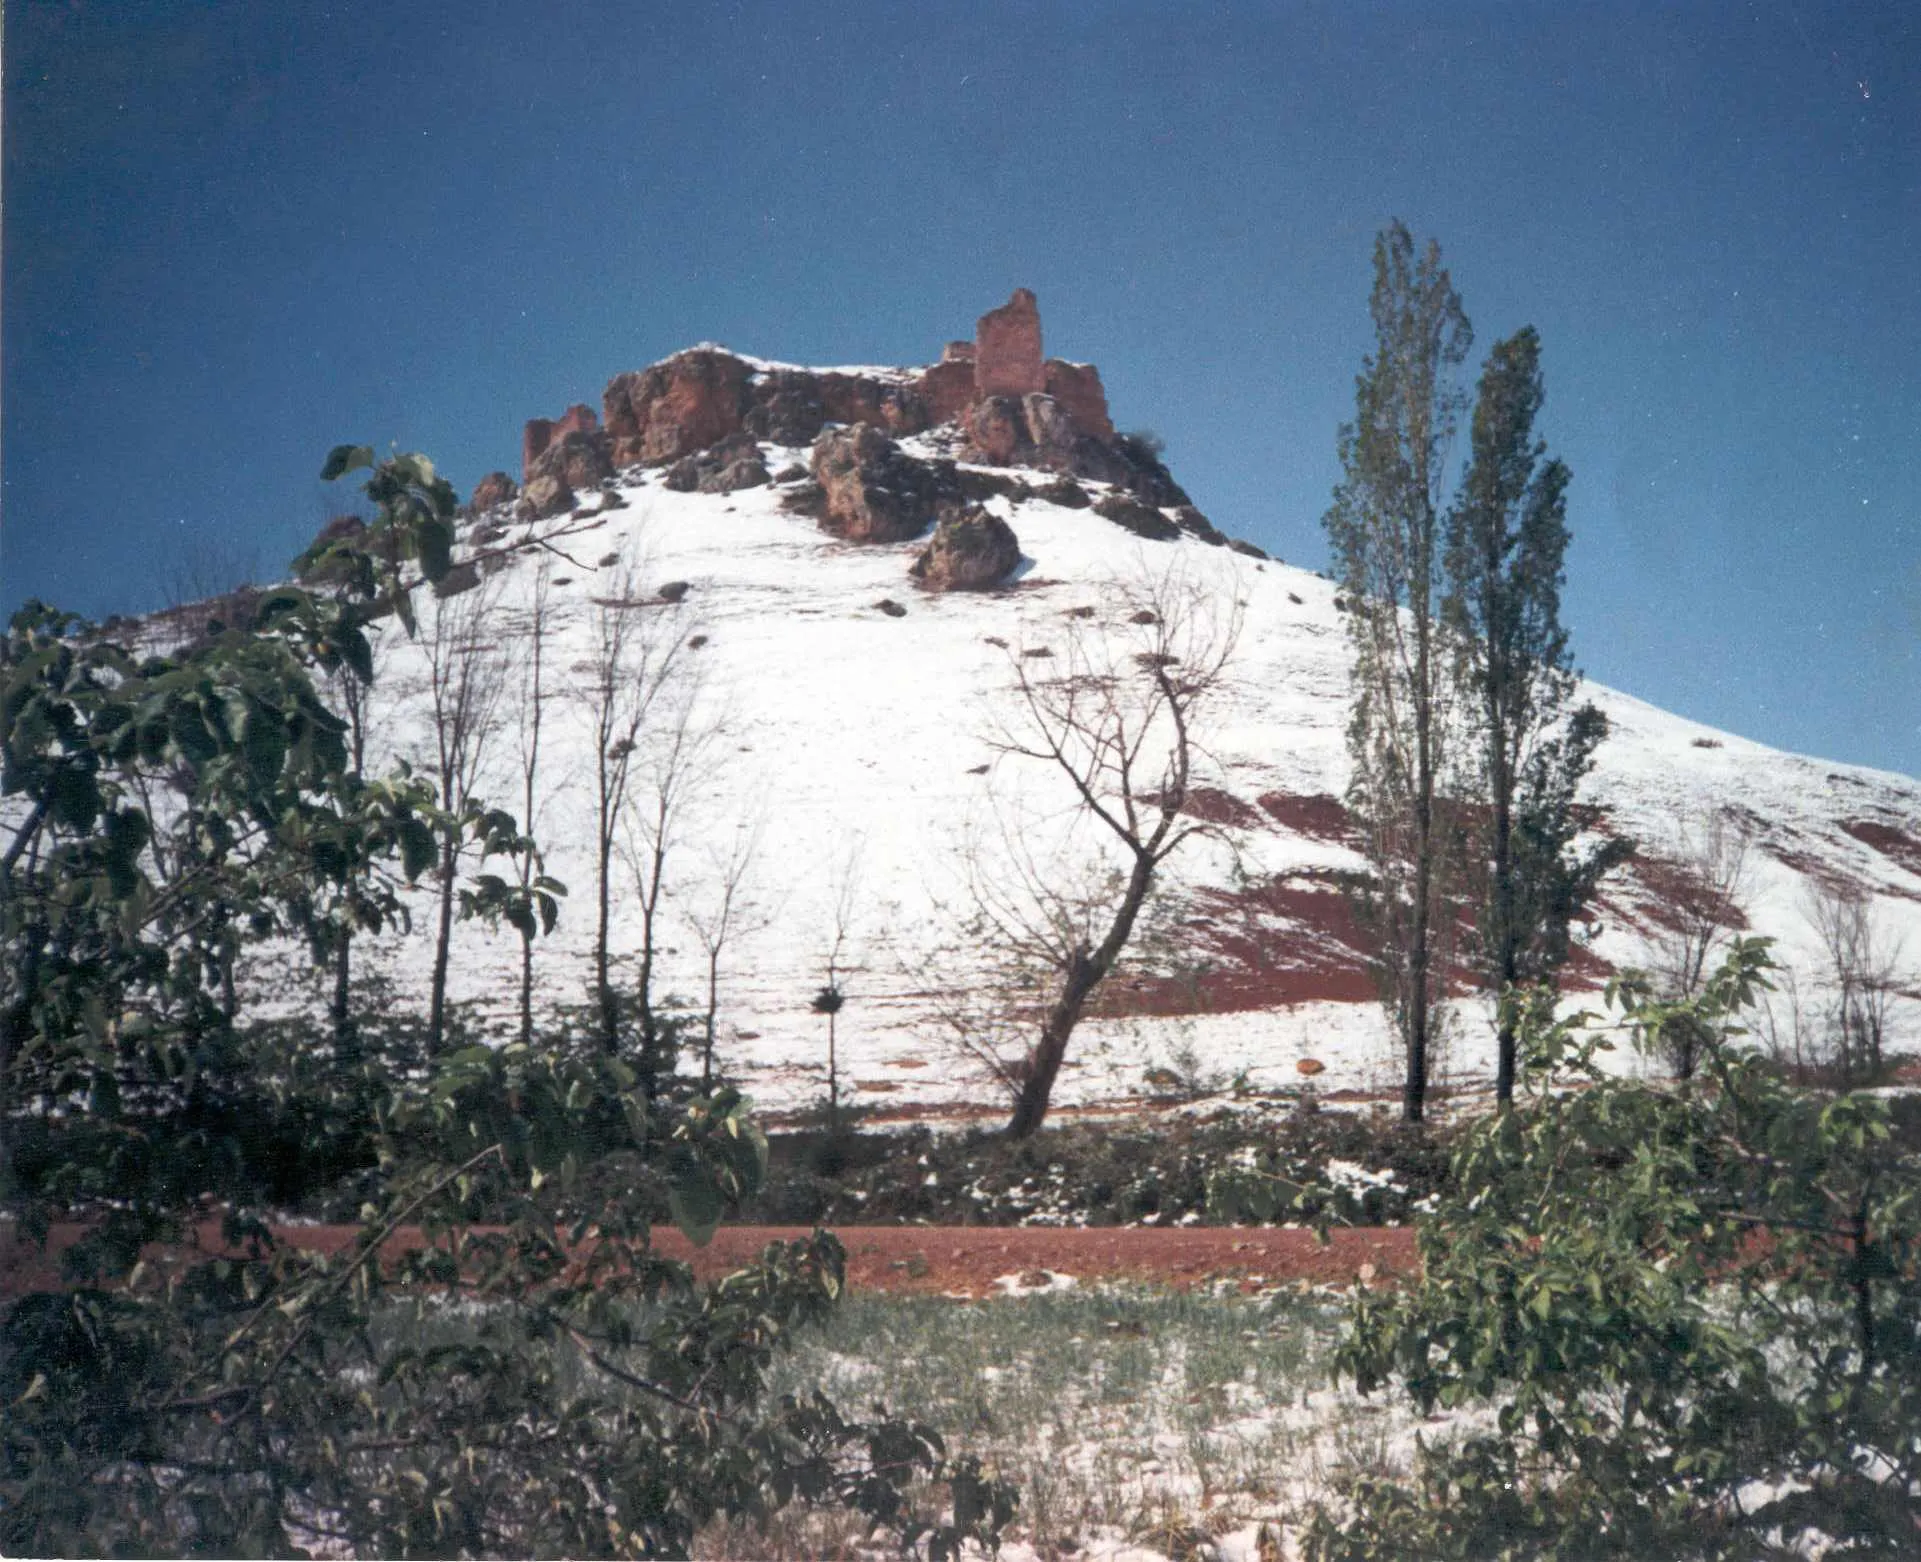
left=1620, top=853, right=1750, bottom=937
left=1258, top=792, right=1356, bottom=844
left=0, top=1222, right=1418, bottom=1301
left=1843, top=819, right=1921, bottom=880
left=1179, top=786, right=1265, bottom=830
left=1104, top=877, right=1378, bottom=1016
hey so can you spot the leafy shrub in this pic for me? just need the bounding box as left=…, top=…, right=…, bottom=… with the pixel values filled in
left=1301, top=942, right=1921, bottom=1559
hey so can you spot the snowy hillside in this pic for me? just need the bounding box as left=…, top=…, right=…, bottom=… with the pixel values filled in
left=285, top=434, right=1921, bottom=1126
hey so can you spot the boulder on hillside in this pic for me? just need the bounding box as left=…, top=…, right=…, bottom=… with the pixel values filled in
left=603, top=348, right=753, bottom=466
left=1093, top=490, right=1181, bottom=542
left=528, top=428, right=615, bottom=493
left=910, top=506, right=1022, bottom=592
left=975, top=288, right=1044, bottom=397
left=663, top=432, right=771, bottom=494
left=518, top=473, right=576, bottom=521
left=1030, top=473, right=1091, bottom=508
left=467, top=471, right=518, bottom=514
left=807, top=424, right=952, bottom=544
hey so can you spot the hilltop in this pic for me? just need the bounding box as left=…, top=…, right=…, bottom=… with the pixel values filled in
left=263, top=291, right=1921, bottom=1124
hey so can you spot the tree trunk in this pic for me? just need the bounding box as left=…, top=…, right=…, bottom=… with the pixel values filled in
left=595, top=823, right=617, bottom=1053
left=703, top=948, right=720, bottom=1091
left=1007, top=852, right=1156, bottom=1139
left=1491, top=777, right=1518, bottom=1105
left=331, top=930, right=358, bottom=1062
left=1406, top=604, right=1435, bottom=1125
left=429, top=838, right=456, bottom=1053
left=518, top=929, right=534, bottom=1049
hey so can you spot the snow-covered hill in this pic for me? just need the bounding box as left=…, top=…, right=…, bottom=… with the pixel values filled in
left=295, top=424, right=1921, bottom=1127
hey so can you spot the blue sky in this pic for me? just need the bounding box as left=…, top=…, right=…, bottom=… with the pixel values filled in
left=5, top=1, right=1917, bottom=775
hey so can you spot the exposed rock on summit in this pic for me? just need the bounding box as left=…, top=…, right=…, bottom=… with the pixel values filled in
left=974, top=288, right=1045, bottom=398
left=503, top=287, right=1264, bottom=551
left=523, top=404, right=600, bottom=480
left=528, top=428, right=614, bottom=493
left=604, top=349, right=754, bottom=467
left=467, top=471, right=519, bottom=514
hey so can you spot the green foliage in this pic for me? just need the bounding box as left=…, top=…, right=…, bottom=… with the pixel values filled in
left=296, top=446, right=459, bottom=633
left=2, top=1054, right=1015, bottom=1557
left=1, top=446, right=1014, bottom=1558
left=1444, top=325, right=1628, bottom=1099
left=1303, top=940, right=1921, bottom=1559
left=1325, top=220, right=1474, bottom=1122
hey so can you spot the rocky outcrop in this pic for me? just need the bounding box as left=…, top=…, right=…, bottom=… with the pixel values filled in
left=1043, top=359, right=1112, bottom=441
left=518, top=473, right=575, bottom=521
left=493, top=289, right=1236, bottom=542
left=468, top=471, right=518, bottom=514
left=1030, top=474, right=1091, bottom=509
left=975, top=288, right=1044, bottom=397
left=915, top=341, right=978, bottom=425
left=603, top=349, right=753, bottom=466
left=743, top=369, right=932, bottom=445
left=910, top=506, right=1021, bottom=592
left=1093, top=490, right=1182, bottom=542
left=663, top=432, right=771, bottom=494
left=523, top=404, right=600, bottom=481
left=964, top=396, right=1030, bottom=466
left=1170, top=504, right=1228, bottom=548
left=807, top=424, right=949, bottom=544
left=528, top=428, right=614, bottom=493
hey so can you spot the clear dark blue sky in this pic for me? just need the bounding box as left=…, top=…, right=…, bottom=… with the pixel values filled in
left=6, top=1, right=1917, bottom=774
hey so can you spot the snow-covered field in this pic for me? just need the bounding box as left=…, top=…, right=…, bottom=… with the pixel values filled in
left=263, top=446, right=1921, bottom=1120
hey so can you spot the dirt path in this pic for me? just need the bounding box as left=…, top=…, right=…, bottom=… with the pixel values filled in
left=0, top=1221, right=1418, bottom=1300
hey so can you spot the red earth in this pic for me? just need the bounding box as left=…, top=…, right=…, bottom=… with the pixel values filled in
left=0, top=1221, right=1419, bottom=1301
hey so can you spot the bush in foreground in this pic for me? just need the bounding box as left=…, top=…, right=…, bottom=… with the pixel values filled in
left=1302, top=941, right=1921, bottom=1559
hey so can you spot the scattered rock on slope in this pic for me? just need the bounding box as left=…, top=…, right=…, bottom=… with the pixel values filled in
left=910, top=506, right=1022, bottom=592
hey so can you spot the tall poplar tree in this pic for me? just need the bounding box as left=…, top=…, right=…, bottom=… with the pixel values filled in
left=1445, top=328, right=1628, bottom=1103
left=1325, top=221, right=1472, bottom=1123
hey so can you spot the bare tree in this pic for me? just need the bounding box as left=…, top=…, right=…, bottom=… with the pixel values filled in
left=682, top=817, right=765, bottom=1092
left=420, top=576, right=507, bottom=1052
left=811, top=840, right=865, bottom=1134
left=573, top=555, right=688, bottom=1052
left=615, top=672, right=713, bottom=1097
left=1807, top=881, right=1908, bottom=1085
left=977, top=567, right=1239, bottom=1139
left=510, top=560, right=558, bottom=1047
left=159, top=526, right=263, bottom=618
left=1649, top=806, right=1753, bottom=1079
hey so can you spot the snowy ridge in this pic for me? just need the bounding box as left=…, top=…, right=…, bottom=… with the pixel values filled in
left=313, top=450, right=1921, bottom=1122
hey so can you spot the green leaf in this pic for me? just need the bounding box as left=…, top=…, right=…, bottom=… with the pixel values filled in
left=415, top=517, right=454, bottom=583
left=321, top=444, right=375, bottom=482
left=668, top=1171, right=726, bottom=1247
